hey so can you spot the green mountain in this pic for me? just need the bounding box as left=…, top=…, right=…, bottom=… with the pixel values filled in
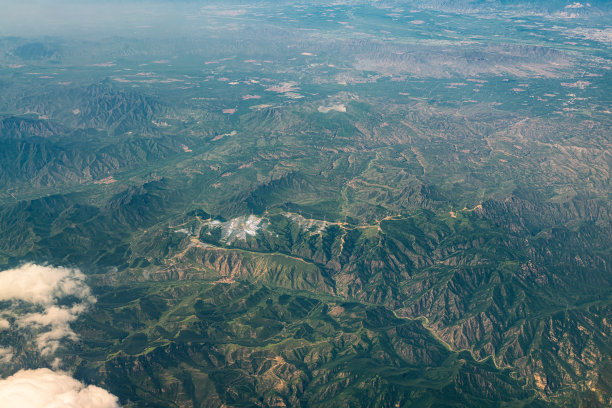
left=0, top=0, right=610, bottom=407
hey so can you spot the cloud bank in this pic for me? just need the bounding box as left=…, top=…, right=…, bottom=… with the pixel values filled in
left=0, top=264, right=120, bottom=407
left=0, top=368, right=119, bottom=408
left=0, top=263, right=94, bottom=305
left=0, top=263, right=95, bottom=356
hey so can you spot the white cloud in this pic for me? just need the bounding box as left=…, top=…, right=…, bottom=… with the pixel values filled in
left=0, top=264, right=96, bottom=357
left=0, top=264, right=94, bottom=305
left=17, top=304, right=87, bottom=356
left=0, top=369, right=119, bottom=408
left=0, top=267, right=117, bottom=406
left=564, top=2, right=587, bottom=9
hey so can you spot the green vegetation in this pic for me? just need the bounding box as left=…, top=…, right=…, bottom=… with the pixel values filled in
left=0, top=0, right=610, bottom=407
